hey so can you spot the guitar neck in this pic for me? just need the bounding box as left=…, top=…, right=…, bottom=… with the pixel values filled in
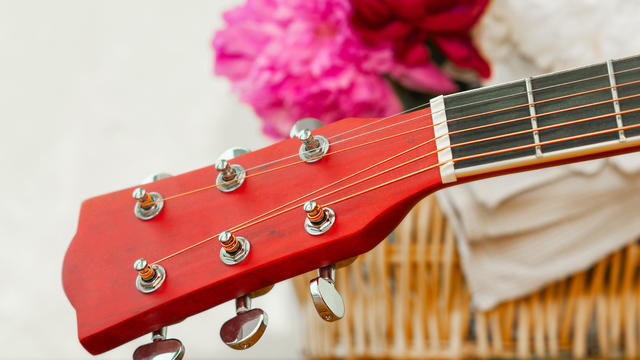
left=431, top=55, right=640, bottom=183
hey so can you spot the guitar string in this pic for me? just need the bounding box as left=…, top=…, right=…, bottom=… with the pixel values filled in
left=150, top=105, right=640, bottom=264
left=225, top=92, right=640, bottom=232
left=158, top=120, right=435, bottom=202
left=150, top=76, right=640, bottom=205
left=150, top=138, right=439, bottom=264
left=241, top=65, right=640, bottom=171
left=319, top=65, right=640, bottom=142
left=324, top=121, right=640, bottom=208
left=228, top=106, right=640, bottom=233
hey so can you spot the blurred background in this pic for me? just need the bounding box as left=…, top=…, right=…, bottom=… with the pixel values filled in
left=2, top=0, right=640, bottom=359
left=0, top=1, right=301, bottom=359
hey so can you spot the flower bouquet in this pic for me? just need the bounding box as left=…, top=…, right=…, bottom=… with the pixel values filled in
left=213, top=0, right=491, bottom=139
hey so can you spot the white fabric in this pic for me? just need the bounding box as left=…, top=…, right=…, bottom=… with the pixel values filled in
left=438, top=0, right=640, bottom=310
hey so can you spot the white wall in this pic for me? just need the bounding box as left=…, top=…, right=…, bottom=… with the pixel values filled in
left=0, top=1, right=303, bottom=358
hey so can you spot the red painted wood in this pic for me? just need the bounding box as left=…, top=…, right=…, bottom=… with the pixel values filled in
left=63, top=105, right=640, bottom=355
left=62, top=108, right=443, bottom=354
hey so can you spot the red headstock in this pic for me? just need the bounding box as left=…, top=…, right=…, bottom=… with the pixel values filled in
left=62, top=108, right=444, bottom=354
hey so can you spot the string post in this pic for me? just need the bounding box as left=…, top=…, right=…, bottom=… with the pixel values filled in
left=298, top=129, right=330, bottom=163
left=219, top=230, right=240, bottom=253
left=299, top=129, right=319, bottom=150
left=132, top=187, right=164, bottom=221
left=219, top=230, right=250, bottom=265
left=215, top=160, right=236, bottom=182
left=134, top=258, right=166, bottom=293
left=215, top=160, right=246, bottom=193
left=303, top=200, right=335, bottom=236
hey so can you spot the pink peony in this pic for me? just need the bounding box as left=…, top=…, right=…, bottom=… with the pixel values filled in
left=212, top=0, right=456, bottom=139
left=350, top=0, right=491, bottom=79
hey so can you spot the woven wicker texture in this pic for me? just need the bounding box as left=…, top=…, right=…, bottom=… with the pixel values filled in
left=293, top=196, right=640, bottom=359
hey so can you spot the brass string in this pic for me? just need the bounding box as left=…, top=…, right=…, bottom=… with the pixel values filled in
left=149, top=78, right=640, bottom=205
left=151, top=107, right=640, bottom=265
left=323, top=121, right=640, bottom=208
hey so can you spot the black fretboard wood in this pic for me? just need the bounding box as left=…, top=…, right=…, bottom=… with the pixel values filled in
left=444, top=80, right=534, bottom=169
left=441, top=55, right=640, bottom=171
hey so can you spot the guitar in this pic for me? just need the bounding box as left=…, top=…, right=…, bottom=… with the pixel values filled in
left=63, top=55, right=640, bottom=357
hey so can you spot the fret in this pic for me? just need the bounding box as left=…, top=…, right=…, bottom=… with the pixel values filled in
left=530, top=62, right=619, bottom=154
left=443, top=79, right=534, bottom=169
left=606, top=59, right=626, bottom=141
left=612, top=55, right=640, bottom=139
left=524, top=77, right=542, bottom=157
left=433, top=55, right=640, bottom=180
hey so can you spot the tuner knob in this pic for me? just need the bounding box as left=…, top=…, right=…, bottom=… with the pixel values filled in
left=289, top=117, right=325, bottom=138
left=217, top=146, right=251, bottom=162
left=309, top=264, right=344, bottom=322
left=133, top=327, right=185, bottom=360
left=220, top=295, right=268, bottom=350
left=140, top=172, right=172, bottom=184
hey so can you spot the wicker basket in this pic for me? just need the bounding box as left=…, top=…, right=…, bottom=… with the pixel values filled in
left=293, top=196, right=640, bottom=359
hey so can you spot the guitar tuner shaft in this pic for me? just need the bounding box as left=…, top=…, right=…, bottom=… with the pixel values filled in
left=304, top=200, right=335, bottom=235
left=132, top=187, right=164, bottom=220
left=220, top=294, right=268, bottom=350
left=133, top=327, right=185, bottom=360
left=215, top=159, right=246, bottom=192
left=298, top=129, right=330, bottom=163
left=219, top=230, right=250, bottom=265
left=309, top=264, right=344, bottom=322
left=134, top=258, right=166, bottom=293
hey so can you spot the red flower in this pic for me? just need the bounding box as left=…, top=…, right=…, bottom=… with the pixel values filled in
left=350, top=0, right=491, bottom=79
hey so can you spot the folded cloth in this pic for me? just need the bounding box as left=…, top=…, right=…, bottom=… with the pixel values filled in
left=437, top=155, right=640, bottom=310
left=436, top=0, right=640, bottom=310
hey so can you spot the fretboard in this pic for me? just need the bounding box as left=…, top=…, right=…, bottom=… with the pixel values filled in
left=430, top=54, right=640, bottom=182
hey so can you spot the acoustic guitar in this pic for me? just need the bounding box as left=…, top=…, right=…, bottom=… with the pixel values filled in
left=63, top=55, right=640, bottom=358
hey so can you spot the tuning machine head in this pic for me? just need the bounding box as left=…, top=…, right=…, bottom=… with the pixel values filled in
left=140, top=172, right=172, bottom=184
left=289, top=117, right=325, bottom=138
left=217, top=146, right=251, bottom=162
left=215, top=147, right=250, bottom=193
left=309, top=264, right=344, bottom=322
left=220, top=295, right=268, bottom=350
left=133, top=327, right=184, bottom=360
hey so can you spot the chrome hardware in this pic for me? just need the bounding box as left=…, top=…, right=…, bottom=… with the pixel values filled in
left=133, top=187, right=164, bottom=220
left=215, top=159, right=246, bottom=193
left=134, top=258, right=166, bottom=294
left=289, top=117, right=325, bottom=138
left=133, top=327, right=185, bottom=360
left=309, top=264, right=344, bottom=322
left=217, top=146, right=251, bottom=162
left=303, top=200, right=335, bottom=235
left=298, top=129, right=330, bottom=163
left=220, top=295, right=268, bottom=350
left=219, top=230, right=250, bottom=265
left=141, top=172, right=172, bottom=184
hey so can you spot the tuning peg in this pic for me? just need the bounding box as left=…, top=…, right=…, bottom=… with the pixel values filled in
left=309, top=264, right=344, bottom=322
left=289, top=117, right=325, bottom=138
left=220, top=295, right=268, bottom=350
left=133, top=327, right=185, bottom=360
left=140, top=172, right=172, bottom=184
left=217, top=147, right=251, bottom=162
